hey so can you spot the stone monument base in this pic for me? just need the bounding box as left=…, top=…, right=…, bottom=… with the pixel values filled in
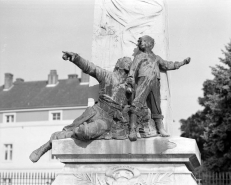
left=52, top=137, right=200, bottom=185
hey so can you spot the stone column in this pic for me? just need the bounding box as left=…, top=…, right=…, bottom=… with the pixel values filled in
left=88, top=0, right=172, bottom=133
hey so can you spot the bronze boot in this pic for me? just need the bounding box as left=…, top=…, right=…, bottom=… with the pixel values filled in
left=139, top=119, right=158, bottom=138
left=29, top=141, right=52, bottom=163
left=155, top=119, right=170, bottom=137
left=128, top=114, right=138, bottom=141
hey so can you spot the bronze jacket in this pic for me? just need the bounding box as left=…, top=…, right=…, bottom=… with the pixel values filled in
left=128, top=52, right=184, bottom=80
left=72, top=55, right=129, bottom=108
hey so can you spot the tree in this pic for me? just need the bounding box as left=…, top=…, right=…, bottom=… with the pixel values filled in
left=180, top=40, right=231, bottom=172
left=180, top=111, right=207, bottom=160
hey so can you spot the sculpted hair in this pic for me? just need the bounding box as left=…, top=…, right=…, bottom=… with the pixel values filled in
left=143, top=35, right=155, bottom=49
left=115, top=57, right=132, bottom=71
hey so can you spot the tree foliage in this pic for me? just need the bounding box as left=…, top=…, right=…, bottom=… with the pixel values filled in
left=180, top=111, right=207, bottom=160
left=180, top=40, right=231, bottom=172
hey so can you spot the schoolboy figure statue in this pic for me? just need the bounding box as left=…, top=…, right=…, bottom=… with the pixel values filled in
left=127, top=35, right=191, bottom=141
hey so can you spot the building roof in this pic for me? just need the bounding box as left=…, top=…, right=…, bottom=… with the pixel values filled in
left=0, top=79, right=89, bottom=111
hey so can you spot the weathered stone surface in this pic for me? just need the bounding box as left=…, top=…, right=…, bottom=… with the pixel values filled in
left=53, top=164, right=197, bottom=185
left=52, top=137, right=200, bottom=171
left=52, top=137, right=200, bottom=185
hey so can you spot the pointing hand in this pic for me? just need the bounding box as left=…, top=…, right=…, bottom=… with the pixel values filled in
left=62, top=51, right=77, bottom=61
left=184, top=57, right=191, bottom=64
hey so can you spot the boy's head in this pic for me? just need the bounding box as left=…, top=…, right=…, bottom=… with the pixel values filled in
left=137, top=35, right=155, bottom=51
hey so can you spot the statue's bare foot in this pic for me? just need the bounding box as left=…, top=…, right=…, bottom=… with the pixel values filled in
left=128, top=129, right=137, bottom=141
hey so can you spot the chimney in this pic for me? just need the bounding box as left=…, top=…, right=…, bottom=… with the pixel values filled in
left=80, top=71, right=89, bottom=85
left=15, top=78, right=24, bottom=83
left=47, top=70, right=58, bottom=87
left=67, top=74, right=80, bottom=84
left=68, top=74, right=78, bottom=79
left=4, top=73, right=13, bottom=91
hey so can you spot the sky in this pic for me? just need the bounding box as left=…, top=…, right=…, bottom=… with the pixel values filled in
left=0, top=0, right=231, bottom=132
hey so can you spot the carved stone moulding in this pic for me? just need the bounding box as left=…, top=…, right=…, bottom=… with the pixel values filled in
left=53, top=164, right=198, bottom=185
left=51, top=137, right=200, bottom=185
left=52, top=137, right=201, bottom=171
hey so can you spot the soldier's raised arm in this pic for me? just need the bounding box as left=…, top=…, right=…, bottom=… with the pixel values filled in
left=158, top=55, right=191, bottom=71
left=62, top=51, right=107, bottom=83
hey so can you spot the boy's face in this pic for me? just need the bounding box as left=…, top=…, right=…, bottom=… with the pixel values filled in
left=137, top=36, right=152, bottom=51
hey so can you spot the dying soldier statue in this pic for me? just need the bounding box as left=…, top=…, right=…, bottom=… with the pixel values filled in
left=127, top=35, right=191, bottom=141
left=29, top=52, right=133, bottom=163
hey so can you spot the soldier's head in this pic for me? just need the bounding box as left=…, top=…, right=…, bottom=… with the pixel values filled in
left=137, top=35, right=155, bottom=52
left=114, top=57, right=132, bottom=75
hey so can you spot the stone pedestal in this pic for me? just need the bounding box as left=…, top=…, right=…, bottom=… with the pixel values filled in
left=52, top=137, right=201, bottom=185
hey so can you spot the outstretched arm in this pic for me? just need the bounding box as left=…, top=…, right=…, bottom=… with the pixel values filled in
left=159, top=56, right=191, bottom=71
left=62, top=51, right=107, bottom=83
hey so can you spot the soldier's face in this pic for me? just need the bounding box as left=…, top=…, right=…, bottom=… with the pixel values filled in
left=114, top=62, right=128, bottom=78
left=114, top=67, right=127, bottom=79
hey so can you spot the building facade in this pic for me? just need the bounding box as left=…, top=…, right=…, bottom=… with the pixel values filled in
left=0, top=70, right=89, bottom=173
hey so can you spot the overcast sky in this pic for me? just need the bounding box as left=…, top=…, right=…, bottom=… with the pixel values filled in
left=0, top=0, right=231, bottom=130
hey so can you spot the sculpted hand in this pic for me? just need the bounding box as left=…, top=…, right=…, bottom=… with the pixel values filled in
left=62, top=51, right=78, bottom=62
left=126, top=77, right=134, bottom=93
left=183, top=57, right=191, bottom=64
left=126, top=77, right=134, bottom=86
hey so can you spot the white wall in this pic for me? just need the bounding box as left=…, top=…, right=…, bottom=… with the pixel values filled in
left=0, top=120, right=74, bottom=171
left=0, top=108, right=86, bottom=123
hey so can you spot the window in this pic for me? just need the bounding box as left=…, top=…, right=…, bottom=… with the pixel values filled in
left=3, top=113, right=16, bottom=123
left=6, top=115, right=14, bottom=122
left=49, top=111, right=62, bottom=121
left=52, top=112, right=61, bottom=120
left=4, top=144, right=13, bottom=161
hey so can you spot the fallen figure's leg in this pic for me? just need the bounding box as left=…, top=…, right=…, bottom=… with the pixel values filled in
left=29, top=118, right=110, bottom=162
left=29, top=106, right=95, bottom=163
left=29, top=130, right=74, bottom=163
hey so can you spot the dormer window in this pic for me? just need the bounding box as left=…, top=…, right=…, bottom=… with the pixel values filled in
left=52, top=112, right=61, bottom=120
left=3, top=113, right=16, bottom=123
left=49, top=111, right=62, bottom=121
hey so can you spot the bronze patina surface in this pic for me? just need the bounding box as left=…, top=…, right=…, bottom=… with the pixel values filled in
left=29, top=35, right=191, bottom=162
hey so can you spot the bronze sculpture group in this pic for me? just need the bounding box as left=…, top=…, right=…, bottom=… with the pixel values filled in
left=29, top=35, right=190, bottom=163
